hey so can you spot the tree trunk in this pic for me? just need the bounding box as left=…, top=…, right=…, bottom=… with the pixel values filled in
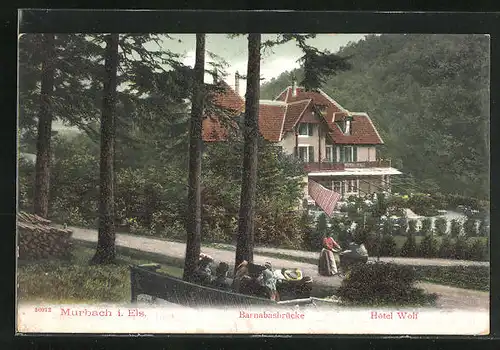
left=91, top=34, right=119, bottom=265
left=183, top=34, right=206, bottom=282
left=33, top=34, right=55, bottom=218
left=235, top=34, right=261, bottom=270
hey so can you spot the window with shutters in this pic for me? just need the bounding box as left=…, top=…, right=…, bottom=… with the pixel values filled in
left=298, top=123, right=313, bottom=136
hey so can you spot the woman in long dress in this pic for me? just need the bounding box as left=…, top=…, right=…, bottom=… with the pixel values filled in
left=318, top=237, right=342, bottom=276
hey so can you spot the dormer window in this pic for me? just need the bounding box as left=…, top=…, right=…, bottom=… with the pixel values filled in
left=317, top=105, right=328, bottom=117
left=337, top=115, right=354, bottom=135
left=298, top=123, right=313, bottom=136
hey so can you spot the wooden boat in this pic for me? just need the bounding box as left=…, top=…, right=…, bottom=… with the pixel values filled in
left=130, top=264, right=319, bottom=308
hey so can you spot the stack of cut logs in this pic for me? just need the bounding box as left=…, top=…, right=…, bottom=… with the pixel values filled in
left=17, top=212, right=74, bottom=260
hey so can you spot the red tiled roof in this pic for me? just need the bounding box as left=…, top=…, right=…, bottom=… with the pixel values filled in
left=277, top=86, right=383, bottom=145
left=202, top=82, right=244, bottom=142
left=328, top=112, right=383, bottom=144
left=282, top=100, right=311, bottom=132
left=258, top=103, right=287, bottom=142
left=203, top=84, right=383, bottom=145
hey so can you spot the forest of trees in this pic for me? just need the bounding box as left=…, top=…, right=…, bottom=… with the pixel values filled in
left=18, top=33, right=352, bottom=271
left=262, top=34, right=490, bottom=200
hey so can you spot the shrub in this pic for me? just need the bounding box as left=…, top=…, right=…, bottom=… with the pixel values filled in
left=469, top=239, right=488, bottom=261
left=450, top=219, right=461, bottom=238
left=396, top=217, right=408, bottom=236
left=337, top=263, right=437, bottom=306
left=434, top=217, right=447, bottom=236
left=303, top=227, right=325, bottom=251
left=453, top=236, right=470, bottom=260
left=400, top=233, right=418, bottom=257
left=432, top=193, right=448, bottom=210
left=408, top=193, right=439, bottom=217
left=380, top=234, right=398, bottom=257
left=408, top=219, right=418, bottom=236
left=478, top=218, right=489, bottom=237
left=420, top=218, right=433, bottom=236
left=363, top=232, right=379, bottom=257
left=418, top=234, right=438, bottom=258
left=437, top=236, right=454, bottom=259
left=463, top=217, right=478, bottom=238
left=316, top=213, right=328, bottom=235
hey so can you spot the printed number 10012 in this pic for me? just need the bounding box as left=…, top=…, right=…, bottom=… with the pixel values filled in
left=34, top=307, right=52, bottom=312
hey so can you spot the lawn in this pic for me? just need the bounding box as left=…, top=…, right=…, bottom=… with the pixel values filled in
left=17, top=244, right=183, bottom=303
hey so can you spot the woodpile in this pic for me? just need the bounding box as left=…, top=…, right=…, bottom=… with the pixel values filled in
left=17, top=212, right=74, bottom=260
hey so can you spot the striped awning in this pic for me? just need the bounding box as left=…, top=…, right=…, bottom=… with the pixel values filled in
left=307, top=180, right=342, bottom=218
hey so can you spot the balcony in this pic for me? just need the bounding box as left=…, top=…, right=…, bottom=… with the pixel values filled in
left=303, top=159, right=392, bottom=172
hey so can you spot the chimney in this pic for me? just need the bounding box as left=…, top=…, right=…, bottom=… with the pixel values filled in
left=235, top=71, right=240, bottom=96
left=291, top=77, right=297, bottom=96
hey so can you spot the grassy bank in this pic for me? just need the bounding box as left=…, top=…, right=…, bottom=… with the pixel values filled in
left=415, top=265, right=489, bottom=292
left=17, top=244, right=183, bottom=303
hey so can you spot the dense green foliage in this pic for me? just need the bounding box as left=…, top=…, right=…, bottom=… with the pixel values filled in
left=262, top=34, right=489, bottom=199
left=19, top=132, right=308, bottom=247
left=337, top=263, right=437, bottom=306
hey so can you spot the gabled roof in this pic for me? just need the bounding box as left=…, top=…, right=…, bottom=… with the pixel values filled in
left=329, top=111, right=384, bottom=144
left=202, top=83, right=384, bottom=145
left=202, top=81, right=245, bottom=142
left=282, top=99, right=312, bottom=132
left=258, top=101, right=287, bottom=142
left=274, top=86, right=383, bottom=145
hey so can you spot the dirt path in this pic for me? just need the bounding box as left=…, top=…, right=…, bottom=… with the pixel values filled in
left=69, top=226, right=489, bottom=310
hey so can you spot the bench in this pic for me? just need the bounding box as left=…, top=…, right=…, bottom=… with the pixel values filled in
left=130, top=264, right=280, bottom=307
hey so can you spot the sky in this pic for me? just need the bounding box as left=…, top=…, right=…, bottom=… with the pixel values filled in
left=155, top=34, right=368, bottom=97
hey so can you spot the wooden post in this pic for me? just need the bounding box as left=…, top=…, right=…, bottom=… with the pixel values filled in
left=295, top=128, right=299, bottom=158
left=130, top=268, right=137, bottom=303
left=318, top=125, right=322, bottom=170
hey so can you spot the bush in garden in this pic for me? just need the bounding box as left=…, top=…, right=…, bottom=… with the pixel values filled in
left=437, top=236, right=455, bottom=259
left=380, top=234, right=398, bottom=257
left=316, top=213, right=329, bottom=236
left=417, top=234, right=438, bottom=258
left=337, top=262, right=437, bottom=306
left=407, top=219, right=418, bottom=235
left=396, top=217, right=408, bottom=236
left=363, top=232, right=379, bottom=257
left=478, top=218, right=489, bottom=237
left=453, top=236, right=470, bottom=260
left=450, top=219, right=461, bottom=238
left=420, top=218, right=433, bottom=236
left=408, top=193, right=439, bottom=217
left=432, top=192, right=448, bottom=210
left=463, top=217, right=478, bottom=238
left=400, top=232, right=418, bottom=257
left=434, top=217, right=447, bottom=236
left=469, top=238, right=488, bottom=261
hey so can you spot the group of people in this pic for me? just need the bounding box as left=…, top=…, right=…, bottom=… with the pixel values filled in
left=190, top=229, right=368, bottom=300
left=192, top=254, right=313, bottom=301
left=318, top=233, right=369, bottom=277
left=192, top=253, right=279, bottom=300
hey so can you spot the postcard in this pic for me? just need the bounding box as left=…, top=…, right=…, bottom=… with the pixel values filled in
left=16, top=15, right=490, bottom=334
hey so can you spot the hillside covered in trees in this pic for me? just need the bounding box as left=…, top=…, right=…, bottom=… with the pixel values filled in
left=261, top=34, right=490, bottom=199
